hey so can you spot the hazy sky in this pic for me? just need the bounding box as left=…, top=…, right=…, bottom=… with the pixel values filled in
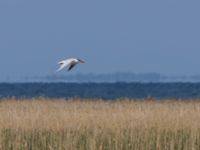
left=0, top=0, right=200, bottom=80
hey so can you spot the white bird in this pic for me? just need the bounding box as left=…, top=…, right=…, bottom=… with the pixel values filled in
left=56, top=58, right=85, bottom=72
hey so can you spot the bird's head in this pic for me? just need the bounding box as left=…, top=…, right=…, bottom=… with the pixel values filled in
left=77, top=59, right=85, bottom=63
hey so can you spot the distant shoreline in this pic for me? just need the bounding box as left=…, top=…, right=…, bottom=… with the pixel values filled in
left=0, top=82, right=199, bottom=99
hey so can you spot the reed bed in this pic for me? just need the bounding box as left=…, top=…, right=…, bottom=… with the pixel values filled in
left=0, top=98, right=200, bottom=150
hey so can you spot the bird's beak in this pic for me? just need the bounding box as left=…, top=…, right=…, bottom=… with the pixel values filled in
left=79, top=59, right=85, bottom=63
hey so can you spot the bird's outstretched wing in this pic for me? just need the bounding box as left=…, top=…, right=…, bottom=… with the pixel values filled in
left=57, top=63, right=68, bottom=72
left=68, top=63, right=77, bottom=71
left=56, top=60, right=72, bottom=72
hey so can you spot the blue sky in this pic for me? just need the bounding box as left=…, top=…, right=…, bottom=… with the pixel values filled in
left=0, top=0, right=200, bottom=80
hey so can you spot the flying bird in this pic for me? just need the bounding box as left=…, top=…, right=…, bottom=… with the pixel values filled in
left=57, top=58, right=85, bottom=72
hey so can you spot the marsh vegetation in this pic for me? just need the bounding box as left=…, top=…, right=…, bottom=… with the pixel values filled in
left=0, top=98, right=200, bottom=150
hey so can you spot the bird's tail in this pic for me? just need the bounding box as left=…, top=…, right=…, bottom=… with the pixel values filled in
left=56, top=67, right=62, bottom=72
left=56, top=61, right=64, bottom=72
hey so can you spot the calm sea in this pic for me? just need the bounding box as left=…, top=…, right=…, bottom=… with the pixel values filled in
left=0, top=82, right=200, bottom=99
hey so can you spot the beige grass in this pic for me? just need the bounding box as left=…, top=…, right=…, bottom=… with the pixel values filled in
left=0, top=98, right=200, bottom=150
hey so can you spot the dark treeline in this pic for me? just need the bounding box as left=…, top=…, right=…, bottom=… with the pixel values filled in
left=0, top=83, right=200, bottom=99
left=4, top=73, right=200, bottom=83
left=43, top=73, right=200, bottom=82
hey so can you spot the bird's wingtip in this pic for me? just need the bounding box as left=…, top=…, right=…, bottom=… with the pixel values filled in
left=56, top=68, right=61, bottom=72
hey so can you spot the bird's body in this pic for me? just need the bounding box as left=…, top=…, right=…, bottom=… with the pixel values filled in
left=57, top=58, right=85, bottom=72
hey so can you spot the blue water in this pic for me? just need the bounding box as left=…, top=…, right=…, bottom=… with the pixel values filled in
left=0, top=82, right=200, bottom=99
